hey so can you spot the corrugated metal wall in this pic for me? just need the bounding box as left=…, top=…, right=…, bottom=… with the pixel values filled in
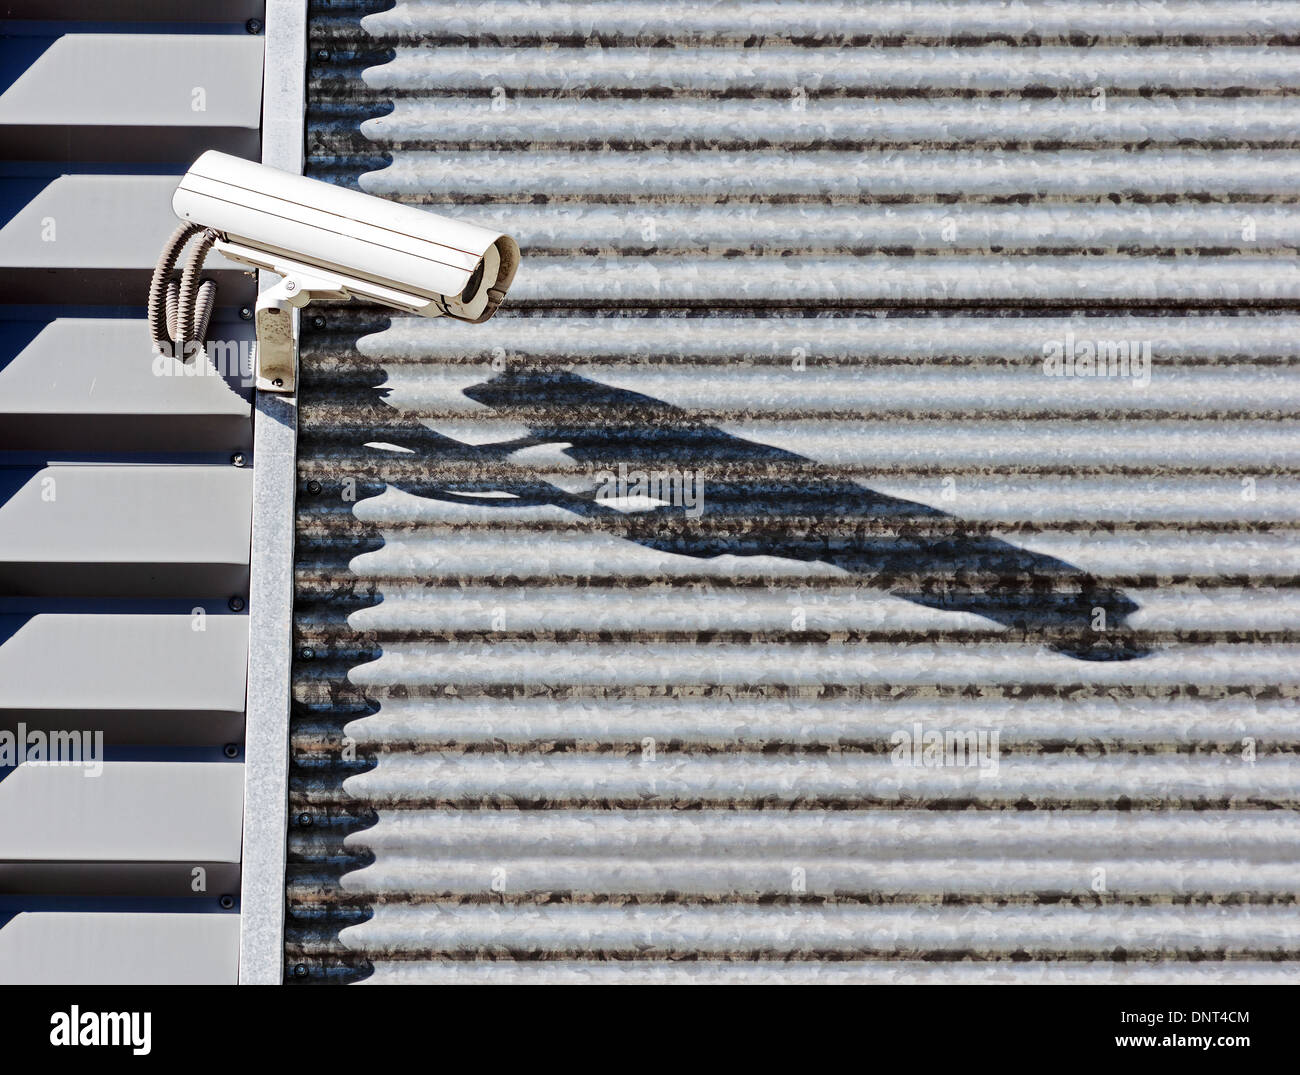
left=0, top=3, right=262, bottom=983
left=290, top=1, right=1300, bottom=983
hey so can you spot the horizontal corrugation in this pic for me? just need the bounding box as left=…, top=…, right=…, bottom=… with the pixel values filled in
left=317, top=2, right=1300, bottom=46
left=306, top=365, right=1300, bottom=417
left=291, top=1, right=1300, bottom=982
left=317, top=312, right=1300, bottom=360
left=311, top=419, right=1295, bottom=466
left=336, top=98, right=1300, bottom=149
left=362, top=961, right=1300, bottom=984
left=312, top=203, right=1300, bottom=253
left=323, top=903, right=1300, bottom=953
left=293, top=696, right=1300, bottom=748
left=351, top=148, right=1300, bottom=199
left=305, top=491, right=1299, bottom=532
left=419, top=257, right=1300, bottom=305
left=352, top=46, right=1300, bottom=93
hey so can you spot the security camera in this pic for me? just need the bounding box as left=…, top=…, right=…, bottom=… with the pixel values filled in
left=149, top=150, right=520, bottom=392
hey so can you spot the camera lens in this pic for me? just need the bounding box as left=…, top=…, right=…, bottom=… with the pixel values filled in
left=460, top=259, right=485, bottom=304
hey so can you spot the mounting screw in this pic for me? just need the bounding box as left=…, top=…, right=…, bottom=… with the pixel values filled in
left=293, top=963, right=309, bottom=978
left=239, top=306, right=253, bottom=320
left=313, top=316, right=325, bottom=328
left=228, top=596, right=246, bottom=612
left=223, top=743, right=240, bottom=759
left=245, top=18, right=263, bottom=34
left=306, top=479, right=323, bottom=496
left=298, top=814, right=313, bottom=827
left=231, top=452, right=246, bottom=467
left=219, top=894, right=236, bottom=909
left=273, top=378, right=284, bottom=387
left=284, top=280, right=298, bottom=293
left=300, top=647, right=316, bottom=660
left=316, top=48, right=330, bottom=62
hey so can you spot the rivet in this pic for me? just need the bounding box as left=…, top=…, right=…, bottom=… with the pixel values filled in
left=298, top=814, right=313, bottom=827
left=316, top=48, right=330, bottom=61
left=231, top=452, right=246, bottom=467
left=228, top=596, right=246, bottom=612
left=245, top=18, right=263, bottom=34
left=301, top=647, right=316, bottom=660
left=273, top=378, right=284, bottom=387
left=293, top=963, right=308, bottom=978
left=223, top=743, right=240, bottom=759
left=219, top=895, right=236, bottom=909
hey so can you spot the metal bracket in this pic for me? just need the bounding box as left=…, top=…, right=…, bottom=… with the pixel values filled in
left=253, top=269, right=350, bottom=393
left=215, top=238, right=437, bottom=395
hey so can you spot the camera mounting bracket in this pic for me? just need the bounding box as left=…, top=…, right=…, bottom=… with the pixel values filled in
left=215, top=238, right=435, bottom=394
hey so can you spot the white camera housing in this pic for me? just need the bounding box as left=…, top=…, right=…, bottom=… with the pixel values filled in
left=171, top=150, right=520, bottom=391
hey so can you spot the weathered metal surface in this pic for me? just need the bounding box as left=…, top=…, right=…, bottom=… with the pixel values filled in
left=290, top=0, right=1300, bottom=981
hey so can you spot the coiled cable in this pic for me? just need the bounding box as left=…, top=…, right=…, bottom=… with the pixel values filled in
left=147, top=222, right=220, bottom=359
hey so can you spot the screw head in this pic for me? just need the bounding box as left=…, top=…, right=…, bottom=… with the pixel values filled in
left=272, top=378, right=284, bottom=387
left=298, top=814, right=313, bottom=827
left=219, top=894, right=236, bottom=909
left=313, top=316, right=325, bottom=328
left=284, top=279, right=298, bottom=292
left=223, top=743, right=239, bottom=759
left=228, top=596, right=246, bottom=612
left=300, top=647, right=316, bottom=661
left=294, top=963, right=309, bottom=978
left=239, top=306, right=253, bottom=320
left=245, top=18, right=263, bottom=34
left=306, top=479, right=323, bottom=496
left=316, top=48, right=330, bottom=62
left=231, top=452, right=246, bottom=467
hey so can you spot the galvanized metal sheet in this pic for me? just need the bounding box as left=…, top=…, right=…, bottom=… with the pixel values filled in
left=290, top=0, right=1300, bottom=981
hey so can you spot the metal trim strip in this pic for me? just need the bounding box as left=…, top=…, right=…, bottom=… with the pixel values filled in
left=237, top=0, right=305, bottom=986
